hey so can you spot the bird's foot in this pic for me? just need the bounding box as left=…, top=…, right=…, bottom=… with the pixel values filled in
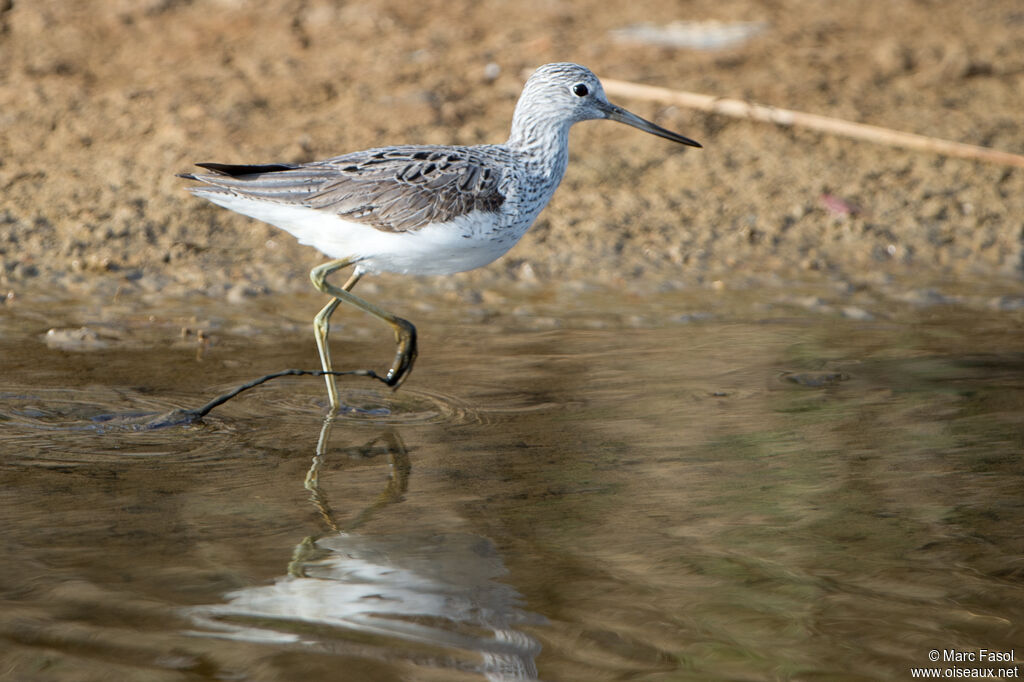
left=384, top=320, right=418, bottom=389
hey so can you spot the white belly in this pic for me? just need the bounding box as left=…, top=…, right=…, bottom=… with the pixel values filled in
left=199, top=193, right=528, bottom=276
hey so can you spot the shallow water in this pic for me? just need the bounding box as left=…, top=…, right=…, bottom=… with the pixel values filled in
left=1, top=287, right=1022, bottom=681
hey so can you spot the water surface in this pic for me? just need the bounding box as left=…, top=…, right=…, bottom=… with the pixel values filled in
left=1, top=287, right=1022, bottom=680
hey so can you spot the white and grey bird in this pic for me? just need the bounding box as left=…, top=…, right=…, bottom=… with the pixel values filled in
left=181, top=62, right=701, bottom=412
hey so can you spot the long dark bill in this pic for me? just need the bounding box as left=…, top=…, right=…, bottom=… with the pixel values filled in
left=600, top=101, right=702, bottom=148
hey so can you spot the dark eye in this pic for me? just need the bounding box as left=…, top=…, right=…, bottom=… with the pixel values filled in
left=572, top=83, right=589, bottom=97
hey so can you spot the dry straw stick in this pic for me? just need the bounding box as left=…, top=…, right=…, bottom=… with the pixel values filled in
left=601, top=79, right=1024, bottom=169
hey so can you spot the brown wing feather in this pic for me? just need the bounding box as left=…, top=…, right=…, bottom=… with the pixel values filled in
left=183, top=145, right=509, bottom=233
left=309, top=146, right=507, bottom=232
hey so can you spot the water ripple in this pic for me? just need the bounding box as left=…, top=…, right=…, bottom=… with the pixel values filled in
left=315, top=385, right=483, bottom=426
left=0, top=387, right=230, bottom=467
left=0, top=387, right=192, bottom=432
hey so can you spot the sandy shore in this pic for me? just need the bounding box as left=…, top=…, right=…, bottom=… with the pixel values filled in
left=1, top=0, right=1022, bottom=306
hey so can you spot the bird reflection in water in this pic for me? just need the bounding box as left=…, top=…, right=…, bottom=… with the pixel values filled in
left=186, top=417, right=544, bottom=681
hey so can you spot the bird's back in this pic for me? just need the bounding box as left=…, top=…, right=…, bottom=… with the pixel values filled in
left=184, top=144, right=518, bottom=234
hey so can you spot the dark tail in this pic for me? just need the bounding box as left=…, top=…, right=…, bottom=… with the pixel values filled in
left=193, top=162, right=297, bottom=176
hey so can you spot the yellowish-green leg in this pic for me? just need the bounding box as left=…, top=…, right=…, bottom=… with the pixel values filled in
left=310, top=259, right=418, bottom=411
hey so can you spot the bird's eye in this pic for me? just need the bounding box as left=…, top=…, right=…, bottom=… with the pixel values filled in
left=572, top=83, right=589, bottom=97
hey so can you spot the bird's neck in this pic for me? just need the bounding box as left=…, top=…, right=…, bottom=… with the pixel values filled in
left=506, top=115, right=572, bottom=189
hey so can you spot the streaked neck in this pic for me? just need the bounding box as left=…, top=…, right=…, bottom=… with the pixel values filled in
left=506, top=113, right=572, bottom=186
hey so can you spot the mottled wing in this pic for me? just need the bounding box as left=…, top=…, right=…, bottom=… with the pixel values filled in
left=183, top=145, right=508, bottom=232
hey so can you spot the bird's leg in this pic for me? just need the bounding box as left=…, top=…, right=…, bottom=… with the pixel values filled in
left=313, top=297, right=343, bottom=410
left=309, top=259, right=418, bottom=409
left=313, top=262, right=362, bottom=411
